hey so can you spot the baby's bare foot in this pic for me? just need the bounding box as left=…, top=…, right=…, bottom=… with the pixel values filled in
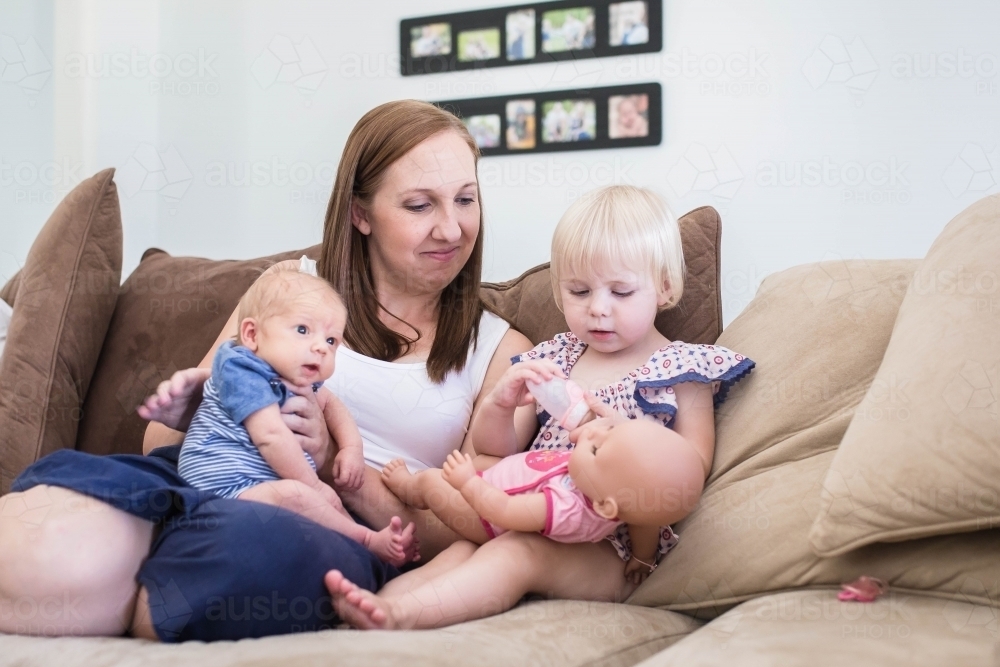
left=325, top=570, right=394, bottom=630
left=367, top=516, right=418, bottom=567
left=382, top=459, right=429, bottom=509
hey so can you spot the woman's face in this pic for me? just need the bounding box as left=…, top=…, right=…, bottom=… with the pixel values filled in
left=353, top=130, right=480, bottom=297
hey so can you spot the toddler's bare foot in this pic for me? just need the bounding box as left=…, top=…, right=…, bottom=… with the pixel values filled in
left=382, top=459, right=429, bottom=509
left=326, top=569, right=395, bottom=630
left=366, top=516, right=419, bottom=567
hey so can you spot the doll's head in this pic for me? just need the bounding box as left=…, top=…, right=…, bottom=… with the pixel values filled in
left=567, top=418, right=704, bottom=526
left=550, top=186, right=684, bottom=355
left=234, top=268, right=346, bottom=388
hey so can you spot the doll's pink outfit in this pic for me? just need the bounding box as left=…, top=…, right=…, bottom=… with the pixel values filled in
left=478, top=449, right=621, bottom=542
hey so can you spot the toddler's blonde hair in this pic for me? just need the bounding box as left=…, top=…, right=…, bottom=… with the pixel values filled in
left=550, top=185, right=685, bottom=311
left=232, top=268, right=344, bottom=346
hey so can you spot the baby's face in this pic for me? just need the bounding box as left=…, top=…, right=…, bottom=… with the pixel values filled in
left=252, top=295, right=345, bottom=388
left=567, top=419, right=625, bottom=503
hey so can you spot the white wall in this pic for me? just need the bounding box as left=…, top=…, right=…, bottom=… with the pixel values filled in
left=2, top=0, right=998, bottom=325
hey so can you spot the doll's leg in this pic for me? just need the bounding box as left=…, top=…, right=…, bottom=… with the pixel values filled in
left=327, top=531, right=635, bottom=630
left=239, top=480, right=416, bottom=566
left=382, top=463, right=490, bottom=544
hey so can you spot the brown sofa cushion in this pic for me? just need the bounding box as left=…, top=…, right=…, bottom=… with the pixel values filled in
left=0, top=270, right=20, bottom=307
left=809, top=193, right=1000, bottom=556
left=0, top=169, right=122, bottom=492
left=482, top=205, right=722, bottom=345
left=77, top=205, right=723, bottom=457
left=628, top=259, right=1000, bottom=615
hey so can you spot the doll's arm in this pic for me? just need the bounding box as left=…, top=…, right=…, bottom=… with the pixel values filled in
left=442, top=451, right=548, bottom=533
left=318, top=387, right=366, bottom=489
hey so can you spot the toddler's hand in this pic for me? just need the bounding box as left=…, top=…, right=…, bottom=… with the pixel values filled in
left=625, top=556, right=654, bottom=585
left=490, top=359, right=565, bottom=410
left=442, top=450, right=477, bottom=490
left=312, top=480, right=345, bottom=512
left=333, top=448, right=366, bottom=491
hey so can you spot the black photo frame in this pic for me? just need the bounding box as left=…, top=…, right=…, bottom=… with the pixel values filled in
left=401, top=0, right=662, bottom=76
left=435, top=82, right=661, bottom=156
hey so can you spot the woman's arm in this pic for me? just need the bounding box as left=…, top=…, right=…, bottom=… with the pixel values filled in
left=460, top=328, right=539, bottom=459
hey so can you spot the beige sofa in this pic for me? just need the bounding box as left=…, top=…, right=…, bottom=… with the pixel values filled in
left=0, top=171, right=997, bottom=666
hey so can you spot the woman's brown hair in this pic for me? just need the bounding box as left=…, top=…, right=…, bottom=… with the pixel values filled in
left=318, top=99, right=485, bottom=383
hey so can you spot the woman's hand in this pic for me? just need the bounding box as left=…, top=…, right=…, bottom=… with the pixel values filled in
left=489, top=359, right=565, bottom=410
left=281, top=382, right=331, bottom=464
left=136, top=367, right=211, bottom=432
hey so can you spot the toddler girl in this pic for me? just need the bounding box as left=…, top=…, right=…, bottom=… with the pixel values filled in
left=175, top=267, right=416, bottom=566
left=332, top=185, right=754, bottom=628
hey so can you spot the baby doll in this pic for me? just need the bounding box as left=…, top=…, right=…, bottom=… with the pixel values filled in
left=386, top=418, right=699, bottom=570
left=176, top=267, right=416, bottom=566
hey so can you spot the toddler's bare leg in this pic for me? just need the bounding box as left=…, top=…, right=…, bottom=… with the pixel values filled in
left=376, top=540, right=478, bottom=600
left=238, top=480, right=415, bottom=566
left=328, top=532, right=635, bottom=630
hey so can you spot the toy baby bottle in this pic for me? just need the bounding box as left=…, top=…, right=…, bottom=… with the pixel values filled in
left=527, top=376, right=592, bottom=429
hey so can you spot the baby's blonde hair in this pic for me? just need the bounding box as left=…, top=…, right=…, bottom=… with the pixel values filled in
left=233, top=268, right=344, bottom=345
left=550, top=185, right=685, bottom=311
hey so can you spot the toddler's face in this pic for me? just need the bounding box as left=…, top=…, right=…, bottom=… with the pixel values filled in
left=559, top=265, right=664, bottom=355
left=250, top=296, right=345, bottom=388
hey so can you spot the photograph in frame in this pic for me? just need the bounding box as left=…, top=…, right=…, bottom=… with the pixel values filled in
left=541, top=99, right=597, bottom=143
left=541, top=7, right=596, bottom=53
left=505, top=99, right=536, bottom=149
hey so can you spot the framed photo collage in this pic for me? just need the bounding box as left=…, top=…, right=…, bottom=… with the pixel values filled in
left=402, top=1, right=663, bottom=156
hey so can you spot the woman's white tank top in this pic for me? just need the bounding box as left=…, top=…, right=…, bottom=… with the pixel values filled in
left=325, top=312, right=508, bottom=472
left=300, top=257, right=510, bottom=471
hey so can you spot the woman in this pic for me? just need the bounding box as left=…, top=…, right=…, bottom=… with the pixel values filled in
left=0, top=100, right=646, bottom=642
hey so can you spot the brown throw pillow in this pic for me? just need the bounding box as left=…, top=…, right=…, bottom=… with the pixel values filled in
left=0, top=169, right=122, bottom=493
left=0, top=269, right=20, bottom=307
left=628, top=258, right=1000, bottom=616
left=809, top=193, right=1000, bottom=556
left=482, top=205, right=723, bottom=345
left=75, top=245, right=321, bottom=458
